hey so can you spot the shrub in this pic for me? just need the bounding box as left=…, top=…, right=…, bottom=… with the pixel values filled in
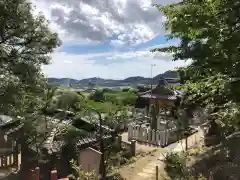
left=68, top=160, right=97, bottom=180
left=128, top=156, right=137, bottom=163
left=164, top=152, right=189, bottom=180
left=89, top=90, right=105, bottom=102
left=122, top=88, right=130, bottom=92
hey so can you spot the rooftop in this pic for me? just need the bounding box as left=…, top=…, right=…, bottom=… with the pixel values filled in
left=0, top=115, right=13, bottom=126
left=139, top=77, right=182, bottom=100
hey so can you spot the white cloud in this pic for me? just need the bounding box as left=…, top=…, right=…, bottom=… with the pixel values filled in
left=43, top=50, right=190, bottom=80
left=33, top=0, right=186, bottom=79
left=33, top=0, right=180, bottom=46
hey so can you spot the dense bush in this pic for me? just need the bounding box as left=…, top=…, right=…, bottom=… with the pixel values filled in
left=136, top=85, right=150, bottom=93
left=104, top=91, right=137, bottom=106
left=122, top=88, right=130, bottom=92
left=55, top=91, right=84, bottom=111
left=89, top=90, right=105, bottom=102
left=164, top=152, right=189, bottom=180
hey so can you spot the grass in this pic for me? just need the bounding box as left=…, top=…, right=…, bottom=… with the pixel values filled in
left=84, top=100, right=119, bottom=113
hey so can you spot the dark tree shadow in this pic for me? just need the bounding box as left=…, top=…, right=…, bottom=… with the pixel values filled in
left=190, top=132, right=240, bottom=180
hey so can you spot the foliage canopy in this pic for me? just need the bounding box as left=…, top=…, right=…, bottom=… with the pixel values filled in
left=152, top=0, right=240, bottom=131
left=0, top=0, right=61, bottom=116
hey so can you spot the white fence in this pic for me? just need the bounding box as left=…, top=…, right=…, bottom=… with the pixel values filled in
left=128, top=124, right=178, bottom=147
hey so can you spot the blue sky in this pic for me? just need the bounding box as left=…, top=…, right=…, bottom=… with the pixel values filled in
left=60, top=35, right=177, bottom=54
left=34, top=0, right=187, bottom=80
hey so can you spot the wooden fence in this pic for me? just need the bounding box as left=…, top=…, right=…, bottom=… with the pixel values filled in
left=128, top=124, right=178, bottom=147
left=0, top=152, right=17, bottom=168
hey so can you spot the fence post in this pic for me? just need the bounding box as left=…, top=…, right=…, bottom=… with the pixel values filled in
left=135, top=125, right=140, bottom=141
left=152, top=129, right=156, bottom=145
left=160, top=131, right=165, bottom=147
left=138, top=127, right=143, bottom=144
left=111, top=131, right=116, bottom=142
left=128, top=124, right=132, bottom=141
left=118, top=135, right=122, bottom=149
left=156, top=130, right=160, bottom=147
left=165, top=129, right=170, bottom=146
left=51, top=170, right=58, bottom=180
left=131, top=140, right=136, bottom=157
left=157, top=119, right=160, bottom=130
left=35, top=167, right=40, bottom=180
left=156, top=166, right=159, bottom=180
left=147, top=129, right=152, bottom=144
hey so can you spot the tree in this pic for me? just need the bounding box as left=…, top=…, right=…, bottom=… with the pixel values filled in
left=122, top=88, right=130, bottom=92
left=89, top=90, right=105, bottom=102
left=152, top=0, right=240, bottom=133
left=0, top=0, right=61, bottom=170
left=151, top=1, right=240, bottom=179
left=41, top=84, right=58, bottom=128
left=0, top=0, right=61, bottom=116
left=56, top=91, right=84, bottom=111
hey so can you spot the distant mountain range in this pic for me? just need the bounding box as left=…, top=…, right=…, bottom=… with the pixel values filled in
left=48, top=70, right=180, bottom=87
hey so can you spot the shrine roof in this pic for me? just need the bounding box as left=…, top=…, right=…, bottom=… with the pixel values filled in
left=139, top=77, right=182, bottom=100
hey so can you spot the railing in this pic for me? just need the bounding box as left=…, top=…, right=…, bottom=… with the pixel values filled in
left=0, top=152, right=17, bottom=168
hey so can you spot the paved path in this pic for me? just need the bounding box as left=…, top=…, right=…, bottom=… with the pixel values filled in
left=134, top=142, right=186, bottom=179
left=120, top=127, right=204, bottom=180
